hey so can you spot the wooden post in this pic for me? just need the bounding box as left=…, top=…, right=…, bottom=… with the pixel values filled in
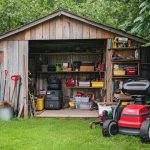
left=105, top=39, right=113, bottom=102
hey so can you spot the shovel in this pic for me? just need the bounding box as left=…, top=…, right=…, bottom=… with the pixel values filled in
left=14, top=76, right=22, bottom=117
left=10, top=75, right=20, bottom=104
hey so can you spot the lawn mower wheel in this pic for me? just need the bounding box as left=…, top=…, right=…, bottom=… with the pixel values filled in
left=102, top=119, right=118, bottom=136
left=140, top=120, right=150, bottom=143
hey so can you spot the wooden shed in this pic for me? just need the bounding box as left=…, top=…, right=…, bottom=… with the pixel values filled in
left=0, top=8, right=148, bottom=117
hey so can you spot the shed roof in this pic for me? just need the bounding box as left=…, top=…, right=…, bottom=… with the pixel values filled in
left=0, top=8, right=148, bottom=43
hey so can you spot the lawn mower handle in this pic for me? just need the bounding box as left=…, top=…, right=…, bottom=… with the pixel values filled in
left=113, top=99, right=134, bottom=121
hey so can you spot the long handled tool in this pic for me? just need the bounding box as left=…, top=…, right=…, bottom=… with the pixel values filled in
left=10, top=75, right=20, bottom=104
left=14, top=76, right=22, bottom=117
left=2, top=70, right=8, bottom=101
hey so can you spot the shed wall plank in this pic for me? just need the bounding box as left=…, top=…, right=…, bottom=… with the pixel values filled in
left=30, top=27, right=36, bottom=40
left=35, top=24, right=43, bottom=39
left=25, top=29, right=31, bottom=40
left=69, top=19, right=83, bottom=39
left=42, top=21, right=50, bottom=39
left=96, top=29, right=101, bottom=38
left=49, top=19, right=56, bottom=39
left=56, top=17, right=63, bottom=39
left=83, top=24, right=90, bottom=39
left=62, top=16, right=70, bottom=39
left=90, top=26, right=97, bottom=39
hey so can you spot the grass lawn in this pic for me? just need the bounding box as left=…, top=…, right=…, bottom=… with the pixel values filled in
left=0, top=118, right=150, bottom=150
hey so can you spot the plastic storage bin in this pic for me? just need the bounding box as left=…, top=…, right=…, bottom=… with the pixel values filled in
left=113, top=69, right=125, bottom=76
left=76, top=102, right=90, bottom=110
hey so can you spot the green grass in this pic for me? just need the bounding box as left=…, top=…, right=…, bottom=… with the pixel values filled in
left=0, top=118, right=150, bottom=150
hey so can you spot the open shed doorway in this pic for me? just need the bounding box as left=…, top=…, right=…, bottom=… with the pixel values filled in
left=29, top=39, right=107, bottom=117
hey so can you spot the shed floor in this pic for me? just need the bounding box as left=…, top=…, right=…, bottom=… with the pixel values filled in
left=35, top=109, right=98, bottom=118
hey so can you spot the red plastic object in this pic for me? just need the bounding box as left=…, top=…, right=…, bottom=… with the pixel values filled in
left=100, top=64, right=105, bottom=72
left=66, top=78, right=75, bottom=87
left=126, top=69, right=137, bottom=75
left=11, top=75, right=21, bottom=88
left=76, top=91, right=84, bottom=97
left=118, top=104, right=149, bottom=128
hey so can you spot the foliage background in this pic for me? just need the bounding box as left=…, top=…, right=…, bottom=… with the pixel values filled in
left=0, top=0, right=149, bottom=40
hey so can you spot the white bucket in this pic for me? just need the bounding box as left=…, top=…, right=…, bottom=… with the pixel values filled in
left=98, top=103, right=112, bottom=116
left=0, top=107, right=13, bottom=121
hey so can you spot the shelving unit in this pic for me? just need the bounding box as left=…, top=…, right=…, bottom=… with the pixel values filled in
left=30, top=50, right=105, bottom=101
left=108, top=47, right=141, bottom=101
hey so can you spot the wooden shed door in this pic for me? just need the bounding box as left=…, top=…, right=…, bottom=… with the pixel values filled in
left=1, top=41, right=28, bottom=117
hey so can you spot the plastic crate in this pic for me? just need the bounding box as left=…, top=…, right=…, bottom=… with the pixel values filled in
left=113, top=69, right=125, bottom=76
left=91, top=81, right=104, bottom=87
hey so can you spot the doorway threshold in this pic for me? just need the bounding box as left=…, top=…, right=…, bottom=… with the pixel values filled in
left=35, top=109, right=98, bottom=118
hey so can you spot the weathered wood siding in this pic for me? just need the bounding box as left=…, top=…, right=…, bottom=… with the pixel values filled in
left=4, top=16, right=116, bottom=41
left=0, top=41, right=28, bottom=116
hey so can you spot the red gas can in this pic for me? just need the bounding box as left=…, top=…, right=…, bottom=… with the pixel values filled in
left=118, top=104, right=149, bottom=128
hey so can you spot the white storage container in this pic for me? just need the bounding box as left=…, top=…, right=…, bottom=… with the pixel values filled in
left=76, top=102, right=90, bottom=110
left=75, top=96, right=89, bottom=103
left=98, top=103, right=112, bottom=116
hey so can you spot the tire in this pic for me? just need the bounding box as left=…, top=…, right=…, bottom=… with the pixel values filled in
left=140, top=120, right=150, bottom=143
left=102, top=119, right=118, bottom=137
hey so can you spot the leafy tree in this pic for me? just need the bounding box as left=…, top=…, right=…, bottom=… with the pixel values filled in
left=0, top=0, right=149, bottom=40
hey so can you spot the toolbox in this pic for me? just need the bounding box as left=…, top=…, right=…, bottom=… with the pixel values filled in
left=126, top=68, right=137, bottom=75
left=91, top=81, right=104, bottom=88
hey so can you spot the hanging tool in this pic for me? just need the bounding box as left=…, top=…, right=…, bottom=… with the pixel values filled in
left=14, top=76, right=22, bottom=117
left=2, top=70, right=8, bottom=101
left=10, top=75, right=20, bottom=104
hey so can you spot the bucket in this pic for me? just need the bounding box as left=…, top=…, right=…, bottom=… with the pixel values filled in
left=36, top=97, right=44, bottom=111
left=0, top=107, right=13, bottom=121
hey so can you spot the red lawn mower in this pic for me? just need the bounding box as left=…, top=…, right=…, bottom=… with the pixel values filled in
left=102, top=80, right=150, bottom=143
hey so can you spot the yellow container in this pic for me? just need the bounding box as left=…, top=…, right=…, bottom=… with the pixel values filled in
left=113, top=69, right=125, bottom=76
left=91, top=81, right=104, bottom=87
left=36, top=97, right=44, bottom=111
left=121, top=102, right=128, bottom=106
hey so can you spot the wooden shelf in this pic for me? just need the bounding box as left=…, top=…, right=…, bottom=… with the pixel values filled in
left=112, top=75, right=140, bottom=79
left=112, top=59, right=140, bottom=63
left=66, top=86, right=102, bottom=89
left=109, top=47, right=139, bottom=50
left=30, top=52, right=103, bottom=55
left=36, top=71, right=104, bottom=74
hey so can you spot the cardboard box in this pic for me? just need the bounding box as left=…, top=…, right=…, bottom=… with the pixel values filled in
left=63, top=68, right=72, bottom=72
left=80, top=66, right=94, bottom=71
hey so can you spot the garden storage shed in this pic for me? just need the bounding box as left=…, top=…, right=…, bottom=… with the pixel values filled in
left=0, top=8, right=148, bottom=117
